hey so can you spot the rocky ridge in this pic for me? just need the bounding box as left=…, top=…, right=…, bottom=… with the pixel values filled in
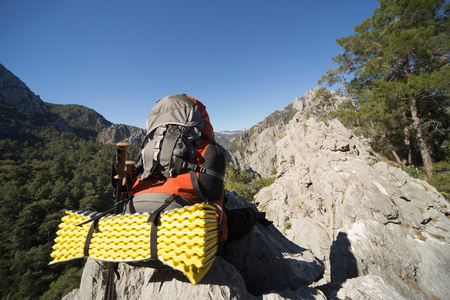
left=97, top=124, right=146, bottom=146
left=0, top=63, right=50, bottom=116
left=254, top=116, right=450, bottom=299
left=226, top=89, right=449, bottom=298
left=65, top=110, right=450, bottom=299
left=228, top=88, right=345, bottom=177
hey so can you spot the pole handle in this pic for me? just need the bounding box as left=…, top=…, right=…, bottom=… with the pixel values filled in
left=115, top=142, right=129, bottom=179
left=123, top=160, right=135, bottom=186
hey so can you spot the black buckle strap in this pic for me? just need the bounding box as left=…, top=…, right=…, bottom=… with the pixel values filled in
left=78, top=198, right=131, bottom=258
left=182, top=161, right=225, bottom=181
left=84, top=218, right=99, bottom=257
left=147, top=194, right=180, bottom=259
left=190, top=170, right=206, bottom=203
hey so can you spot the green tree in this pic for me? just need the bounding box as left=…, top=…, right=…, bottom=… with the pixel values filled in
left=319, top=0, right=449, bottom=178
left=0, top=131, right=118, bottom=299
left=224, top=163, right=275, bottom=202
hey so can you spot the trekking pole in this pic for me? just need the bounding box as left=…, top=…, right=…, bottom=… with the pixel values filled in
left=125, top=160, right=135, bottom=186
left=114, top=142, right=130, bottom=213
left=104, top=142, right=130, bottom=300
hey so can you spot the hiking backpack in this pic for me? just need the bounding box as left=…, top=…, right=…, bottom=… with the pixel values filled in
left=130, top=94, right=228, bottom=240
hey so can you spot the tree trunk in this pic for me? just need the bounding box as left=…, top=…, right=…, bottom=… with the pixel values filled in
left=409, top=96, right=433, bottom=178
left=390, top=148, right=403, bottom=165
left=382, top=131, right=403, bottom=165
left=403, top=110, right=412, bottom=165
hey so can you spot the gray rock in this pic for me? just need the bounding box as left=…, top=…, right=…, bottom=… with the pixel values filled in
left=335, top=275, right=409, bottom=300
left=63, top=192, right=325, bottom=299
left=228, top=126, right=281, bottom=177
left=0, top=63, right=50, bottom=115
left=253, top=116, right=450, bottom=299
left=97, top=124, right=146, bottom=147
left=228, top=88, right=346, bottom=178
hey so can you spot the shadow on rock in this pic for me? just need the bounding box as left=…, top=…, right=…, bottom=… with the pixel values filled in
left=318, top=232, right=358, bottom=298
left=221, top=222, right=324, bottom=297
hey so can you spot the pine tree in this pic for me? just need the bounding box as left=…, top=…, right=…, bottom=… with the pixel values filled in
left=319, top=0, right=449, bottom=178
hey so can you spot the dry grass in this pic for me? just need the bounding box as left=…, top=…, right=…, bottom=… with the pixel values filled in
left=414, top=229, right=427, bottom=241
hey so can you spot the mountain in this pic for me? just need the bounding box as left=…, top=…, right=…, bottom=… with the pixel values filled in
left=0, top=63, right=67, bottom=138
left=46, top=103, right=112, bottom=139
left=214, top=129, right=246, bottom=146
left=1, top=63, right=448, bottom=299
left=0, top=63, right=114, bottom=140
left=0, top=64, right=50, bottom=116
left=0, top=63, right=148, bottom=145
left=97, top=124, right=146, bottom=146
left=227, top=88, right=346, bottom=177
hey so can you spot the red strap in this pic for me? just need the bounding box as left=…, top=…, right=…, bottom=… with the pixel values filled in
left=186, top=95, right=214, bottom=138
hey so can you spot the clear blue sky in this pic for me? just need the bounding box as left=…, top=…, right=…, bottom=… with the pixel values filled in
left=1, top=0, right=379, bottom=132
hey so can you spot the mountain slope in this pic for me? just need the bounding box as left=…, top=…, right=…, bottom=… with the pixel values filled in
left=0, top=63, right=115, bottom=140
left=46, top=103, right=112, bottom=139
left=227, top=88, right=345, bottom=177
left=0, top=64, right=124, bottom=299
left=255, top=116, right=450, bottom=299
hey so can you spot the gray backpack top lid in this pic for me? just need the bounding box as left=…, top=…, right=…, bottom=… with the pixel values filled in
left=146, top=94, right=206, bottom=135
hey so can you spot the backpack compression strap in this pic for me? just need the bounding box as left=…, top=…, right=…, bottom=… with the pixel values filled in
left=147, top=194, right=181, bottom=259
left=183, top=162, right=225, bottom=181
left=184, top=161, right=225, bottom=204
left=190, top=171, right=206, bottom=203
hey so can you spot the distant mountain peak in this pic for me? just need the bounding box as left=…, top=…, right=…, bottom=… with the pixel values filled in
left=0, top=64, right=112, bottom=140
left=0, top=63, right=50, bottom=115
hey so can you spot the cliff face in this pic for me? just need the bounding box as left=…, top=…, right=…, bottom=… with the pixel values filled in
left=255, top=116, right=450, bottom=299
left=0, top=63, right=50, bottom=116
left=228, top=88, right=345, bottom=177
left=97, top=124, right=146, bottom=147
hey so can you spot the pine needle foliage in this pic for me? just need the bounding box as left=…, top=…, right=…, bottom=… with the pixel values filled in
left=319, top=0, right=449, bottom=181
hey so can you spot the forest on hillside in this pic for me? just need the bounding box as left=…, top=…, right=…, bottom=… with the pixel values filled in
left=0, top=128, right=129, bottom=299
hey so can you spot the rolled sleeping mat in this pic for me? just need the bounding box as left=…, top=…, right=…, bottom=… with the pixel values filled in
left=49, top=203, right=219, bottom=285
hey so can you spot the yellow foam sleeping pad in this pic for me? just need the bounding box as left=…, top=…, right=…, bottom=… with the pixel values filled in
left=49, top=203, right=219, bottom=284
